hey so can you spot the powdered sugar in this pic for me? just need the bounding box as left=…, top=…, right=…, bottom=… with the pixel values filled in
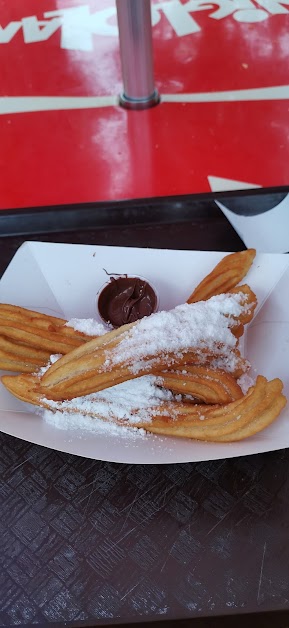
left=210, top=355, right=249, bottom=373
left=37, top=353, right=62, bottom=377
left=66, top=318, right=109, bottom=336
left=104, top=294, right=246, bottom=374
left=41, top=375, right=174, bottom=430
left=237, top=373, right=255, bottom=394
left=42, top=408, right=147, bottom=439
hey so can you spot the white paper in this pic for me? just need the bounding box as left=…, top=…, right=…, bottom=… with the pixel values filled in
left=217, top=196, right=289, bottom=253
left=0, top=241, right=289, bottom=464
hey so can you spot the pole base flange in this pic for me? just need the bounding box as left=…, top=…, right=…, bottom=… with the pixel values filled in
left=119, top=90, right=160, bottom=110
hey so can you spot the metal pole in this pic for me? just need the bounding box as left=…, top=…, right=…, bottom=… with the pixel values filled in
left=116, top=0, right=160, bottom=110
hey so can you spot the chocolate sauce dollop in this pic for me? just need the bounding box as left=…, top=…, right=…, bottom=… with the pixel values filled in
left=98, top=276, right=158, bottom=328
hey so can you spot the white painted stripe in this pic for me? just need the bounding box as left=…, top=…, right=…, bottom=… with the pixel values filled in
left=0, top=95, right=118, bottom=115
left=208, top=175, right=261, bottom=192
left=162, top=85, right=289, bottom=102
left=0, top=85, right=288, bottom=115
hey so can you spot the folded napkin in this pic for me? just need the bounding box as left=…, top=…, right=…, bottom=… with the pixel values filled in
left=217, top=193, right=289, bottom=253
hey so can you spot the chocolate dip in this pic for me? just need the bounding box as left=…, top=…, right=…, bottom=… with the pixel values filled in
left=97, top=276, right=158, bottom=328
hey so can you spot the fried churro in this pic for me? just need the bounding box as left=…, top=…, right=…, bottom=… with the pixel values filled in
left=38, top=290, right=254, bottom=401
left=187, top=249, right=256, bottom=304
left=0, top=303, right=104, bottom=372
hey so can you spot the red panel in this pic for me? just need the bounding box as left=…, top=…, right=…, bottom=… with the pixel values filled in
left=1, top=0, right=289, bottom=208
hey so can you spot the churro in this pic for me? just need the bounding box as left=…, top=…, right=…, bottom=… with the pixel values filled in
left=0, top=303, right=105, bottom=372
left=2, top=372, right=285, bottom=443
left=187, top=249, right=256, bottom=303
left=156, top=366, right=243, bottom=404
left=38, top=290, right=254, bottom=401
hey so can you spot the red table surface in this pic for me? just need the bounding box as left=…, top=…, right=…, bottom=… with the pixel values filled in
left=1, top=0, right=289, bottom=209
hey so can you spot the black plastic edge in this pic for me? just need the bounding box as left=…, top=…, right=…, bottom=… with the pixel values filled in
left=0, top=186, right=289, bottom=237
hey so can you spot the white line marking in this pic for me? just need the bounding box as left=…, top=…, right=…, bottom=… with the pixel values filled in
left=208, top=175, right=261, bottom=192
left=0, top=85, right=288, bottom=115
left=162, top=85, right=289, bottom=102
left=0, top=95, right=118, bottom=115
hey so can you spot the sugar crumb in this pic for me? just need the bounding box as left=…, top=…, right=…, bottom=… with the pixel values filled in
left=66, top=318, right=109, bottom=336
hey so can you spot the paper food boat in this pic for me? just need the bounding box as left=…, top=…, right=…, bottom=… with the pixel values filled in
left=0, top=241, right=288, bottom=464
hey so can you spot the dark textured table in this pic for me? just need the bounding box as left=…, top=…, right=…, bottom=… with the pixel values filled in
left=1, top=204, right=289, bottom=628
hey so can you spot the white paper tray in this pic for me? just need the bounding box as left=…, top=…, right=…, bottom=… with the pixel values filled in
left=0, top=241, right=288, bottom=464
